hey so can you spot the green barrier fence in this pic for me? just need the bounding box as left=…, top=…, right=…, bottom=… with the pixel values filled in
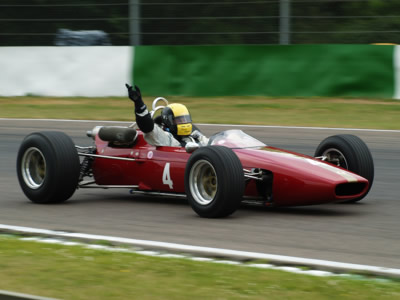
left=133, top=45, right=394, bottom=98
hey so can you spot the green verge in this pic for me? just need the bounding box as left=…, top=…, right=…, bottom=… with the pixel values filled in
left=1, top=96, right=400, bottom=129
left=0, top=237, right=399, bottom=300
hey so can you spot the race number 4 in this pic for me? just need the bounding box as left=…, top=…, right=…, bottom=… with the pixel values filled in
left=162, top=163, right=173, bottom=189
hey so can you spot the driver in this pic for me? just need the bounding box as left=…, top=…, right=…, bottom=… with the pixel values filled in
left=126, top=84, right=209, bottom=147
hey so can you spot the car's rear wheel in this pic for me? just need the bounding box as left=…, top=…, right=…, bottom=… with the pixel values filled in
left=185, top=146, right=244, bottom=218
left=314, top=134, right=374, bottom=202
left=17, top=131, right=80, bottom=203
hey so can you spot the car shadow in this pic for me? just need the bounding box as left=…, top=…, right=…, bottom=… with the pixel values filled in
left=69, top=191, right=189, bottom=206
left=46, top=190, right=366, bottom=218
left=239, top=202, right=366, bottom=217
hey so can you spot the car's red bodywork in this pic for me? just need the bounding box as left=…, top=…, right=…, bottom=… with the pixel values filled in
left=92, top=130, right=369, bottom=207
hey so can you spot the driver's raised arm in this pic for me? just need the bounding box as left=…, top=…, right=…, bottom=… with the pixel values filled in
left=125, top=84, right=180, bottom=147
left=126, top=84, right=154, bottom=133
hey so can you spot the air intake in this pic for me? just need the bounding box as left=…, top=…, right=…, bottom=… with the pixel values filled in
left=335, top=182, right=366, bottom=196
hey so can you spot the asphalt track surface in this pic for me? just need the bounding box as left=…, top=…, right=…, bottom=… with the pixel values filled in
left=1, top=119, right=399, bottom=269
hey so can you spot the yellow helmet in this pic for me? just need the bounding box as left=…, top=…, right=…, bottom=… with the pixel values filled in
left=161, top=103, right=192, bottom=136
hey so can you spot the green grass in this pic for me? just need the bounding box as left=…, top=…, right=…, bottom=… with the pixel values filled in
left=1, top=96, right=400, bottom=129
left=0, top=237, right=399, bottom=300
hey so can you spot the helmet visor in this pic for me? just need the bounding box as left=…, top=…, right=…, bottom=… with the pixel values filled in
left=174, top=115, right=192, bottom=125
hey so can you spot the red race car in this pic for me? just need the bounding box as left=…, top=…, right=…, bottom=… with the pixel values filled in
left=17, top=98, right=374, bottom=218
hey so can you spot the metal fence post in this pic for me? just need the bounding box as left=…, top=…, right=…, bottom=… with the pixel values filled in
left=279, top=0, right=291, bottom=45
left=129, top=0, right=141, bottom=45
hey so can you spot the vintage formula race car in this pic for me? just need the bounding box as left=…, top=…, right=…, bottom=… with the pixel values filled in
left=17, top=98, right=374, bottom=218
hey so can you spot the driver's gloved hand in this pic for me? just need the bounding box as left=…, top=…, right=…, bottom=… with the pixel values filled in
left=191, top=130, right=201, bottom=139
left=126, top=83, right=141, bottom=102
left=126, top=84, right=146, bottom=114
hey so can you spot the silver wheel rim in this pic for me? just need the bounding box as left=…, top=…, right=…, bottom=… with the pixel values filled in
left=322, top=148, right=349, bottom=169
left=21, top=147, right=46, bottom=189
left=189, top=160, right=218, bottom=205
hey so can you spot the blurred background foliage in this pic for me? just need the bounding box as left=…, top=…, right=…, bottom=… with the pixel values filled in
left=1, top=0, right=400, bottom=45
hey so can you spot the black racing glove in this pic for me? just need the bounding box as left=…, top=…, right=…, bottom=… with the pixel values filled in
left=191, top=130, right=201, bottom=139
left=126, top=84, right=146, bottom=114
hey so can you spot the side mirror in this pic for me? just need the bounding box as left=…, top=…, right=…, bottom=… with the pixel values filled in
left=185, top=142, right=200, bottom=153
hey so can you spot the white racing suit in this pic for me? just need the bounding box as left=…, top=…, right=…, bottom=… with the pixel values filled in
left=135, top=108, right=209, bottom=147
left=144, top=124, right=209, bottom=147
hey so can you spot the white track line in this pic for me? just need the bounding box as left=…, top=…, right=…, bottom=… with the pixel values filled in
left=0, top=118, right=127, bottom=124
left=1, top=224, right=399, bottom=278
left=197, top=123, right=400, bottom=133
left=0, top=118, right=399, bottom=133
left=0, top=290, right=57, bottom=300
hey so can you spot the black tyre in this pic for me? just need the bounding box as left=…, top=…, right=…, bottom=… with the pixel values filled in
left=16, top=131, right=80, bottom=204
left=184, top=146, right=245, bottom=218
left=314, top=134, right=374, bottom=202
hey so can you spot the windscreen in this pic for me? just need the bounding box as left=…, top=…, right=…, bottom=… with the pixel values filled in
left=207, top=129, right=266, bottom=148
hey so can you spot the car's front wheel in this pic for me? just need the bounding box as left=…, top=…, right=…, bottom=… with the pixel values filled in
left=314, top=134, right=374, bottom=202
left=16, top=131, right=80, bottom=204
left=184, top=146, right=245, bottom=218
